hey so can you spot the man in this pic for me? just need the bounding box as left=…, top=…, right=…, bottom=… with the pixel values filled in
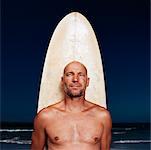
left=31, top=61, right=112, bottom=150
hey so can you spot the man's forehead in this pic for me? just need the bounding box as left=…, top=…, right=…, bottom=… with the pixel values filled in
left=64, top=61, right=87, bottom=74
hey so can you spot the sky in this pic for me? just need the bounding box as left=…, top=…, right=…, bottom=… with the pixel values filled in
left=1, top=0, right=150, bottom=123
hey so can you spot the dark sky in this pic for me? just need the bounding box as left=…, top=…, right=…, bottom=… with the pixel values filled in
left=1, top=0, right=150, bottom=123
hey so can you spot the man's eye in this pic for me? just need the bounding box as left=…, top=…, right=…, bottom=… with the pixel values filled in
left=66, top=73, right=72, bottom=76
left=79, top=73, right=85, bottom=77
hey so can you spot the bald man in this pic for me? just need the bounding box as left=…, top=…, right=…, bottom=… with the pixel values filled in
left=31, top=61, right=112, bottom=150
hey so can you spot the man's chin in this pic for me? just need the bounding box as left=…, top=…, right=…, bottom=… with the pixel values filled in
left=67, top=91, right=83, bottom=98
left=72, top=94, right=82, bottom=98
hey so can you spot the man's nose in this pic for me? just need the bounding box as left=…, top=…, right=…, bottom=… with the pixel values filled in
left=73, top=75, right=79, bottom=82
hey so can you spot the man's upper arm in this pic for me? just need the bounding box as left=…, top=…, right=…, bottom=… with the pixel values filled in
left=31, top=112, right=47, bottom=150
left=100, top=110, right=112, bottom=150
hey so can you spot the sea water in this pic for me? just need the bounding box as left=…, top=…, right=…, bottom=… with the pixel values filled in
left=0, top=125, right=150, bottom=150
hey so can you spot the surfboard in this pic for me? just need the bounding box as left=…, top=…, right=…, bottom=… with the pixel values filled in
left=37, top=12, right=107, bottom=112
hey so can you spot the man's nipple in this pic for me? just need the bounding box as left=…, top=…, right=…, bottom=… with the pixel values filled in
left=54, top=136, right=59, bottom=141
left=94, top=137, right=99, bottom=143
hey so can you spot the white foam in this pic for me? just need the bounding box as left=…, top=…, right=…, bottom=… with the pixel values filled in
left=0, top=139, right=31, bottom=144
left=124, top=127, right=136, bottom=131
left=0, top=129, right=33, bottom=132
left=1, top=139, right=151, bottom=145
left=113, top=140, right=151, bottom=144
left=113, top=131, right=127, bottom=135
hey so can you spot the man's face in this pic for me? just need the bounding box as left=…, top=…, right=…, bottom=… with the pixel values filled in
left=62, top=61, right=89, bottom=98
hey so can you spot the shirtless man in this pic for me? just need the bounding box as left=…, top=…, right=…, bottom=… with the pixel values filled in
left=31, top=61, right=112, bottom=150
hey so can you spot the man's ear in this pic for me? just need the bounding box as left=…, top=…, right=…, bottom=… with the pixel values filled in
left=61, top=77, right=64, bottom=86
left=86, top=77, right=90, bottom=87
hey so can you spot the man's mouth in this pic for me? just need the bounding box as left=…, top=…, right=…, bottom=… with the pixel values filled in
left=70, top=84, right=81, bottom=88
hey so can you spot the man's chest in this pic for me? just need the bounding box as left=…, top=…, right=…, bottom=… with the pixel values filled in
left=45, top=113, right=103, bottom=144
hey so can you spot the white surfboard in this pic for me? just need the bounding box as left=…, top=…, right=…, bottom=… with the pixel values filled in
left=37, top=12, right=107, bottom=112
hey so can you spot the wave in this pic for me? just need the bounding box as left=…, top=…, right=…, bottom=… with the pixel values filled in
left=113, top=127, right=137, bottom=131
left=0, top=139, right=31, bottom=145
left=113, top=131, right=127, bottom=135
left=124, top=127, right=137, bottom=131
left=0, top=127, right=137, bottom=132
left=0, top=129, right=33, bottom=132
left=0, top=138, right=151, bottom=145
left=113, top=140, right=151, bottom=144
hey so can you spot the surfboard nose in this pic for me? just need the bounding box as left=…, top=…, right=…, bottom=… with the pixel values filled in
left=65, top=12, right=85, bottom=18
left=59, top=11, right=90, bottom=31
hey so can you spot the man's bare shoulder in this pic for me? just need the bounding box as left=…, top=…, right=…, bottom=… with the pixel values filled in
left=85, top=100, right=106, bottom=111
left=85, top=100, right=112, bottom=122
left=34, top=100, right=64, bottom=123
left=94, top=104, right=112, bottom=127
left=45, top=100, right=65, bottom=112
left=96, top=105, right=111, bottom=119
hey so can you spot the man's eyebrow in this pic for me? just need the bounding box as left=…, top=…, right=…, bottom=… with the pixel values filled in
left=65, top=71, right=74, bottom=74
left=65, top=71, right=86, bottom=75
left=78, top=72, right=85, bottom=74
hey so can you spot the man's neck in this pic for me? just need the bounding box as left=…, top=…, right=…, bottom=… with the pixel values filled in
left=64, top=96, right=86, bottom=113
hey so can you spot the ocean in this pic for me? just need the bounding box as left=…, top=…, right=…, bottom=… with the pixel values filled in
left=0, top=123, right=150, bottom=150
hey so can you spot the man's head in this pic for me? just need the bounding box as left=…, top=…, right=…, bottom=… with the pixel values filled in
left=61, top=61, right=90, bottom=98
